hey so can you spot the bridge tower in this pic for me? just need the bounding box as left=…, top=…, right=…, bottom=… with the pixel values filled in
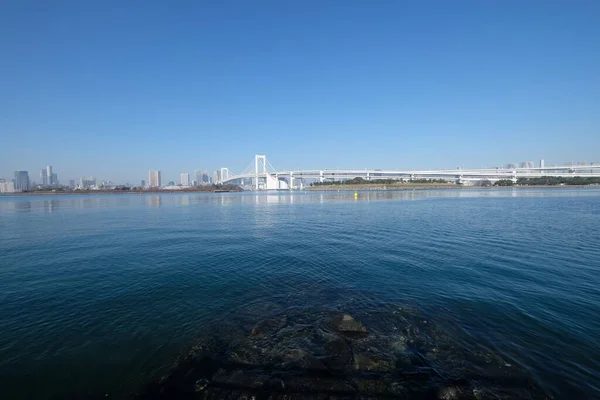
left=255, top=155, right=267, bottom=190
left=220, top=168, right=229, bottom=183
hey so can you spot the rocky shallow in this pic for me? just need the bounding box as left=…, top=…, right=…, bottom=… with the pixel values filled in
left=132, top=304, right=549, bottom=399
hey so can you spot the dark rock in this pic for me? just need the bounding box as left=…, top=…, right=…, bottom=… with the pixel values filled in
left=211, top=369, right=267, bottom=389
left=279, top=349, right=328, bottom=371
left=194, top=378, right=209, bottom=392
left=352, top=353, right=395, bottom=372
left=438, top=386, right=460, bottom=399
left=336, top=314, right=368, bottom=335
left=323, top=337, right=352, bottom=370
left=283, top=376, right=356, bottom=394
left=132, top=304, right=549, bottom=400
left=250, top=316, right=287, bottom=336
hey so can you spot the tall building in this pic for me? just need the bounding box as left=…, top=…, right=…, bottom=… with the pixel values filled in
left=202, top=171, right=210, bottom=184
left=46, top=165, right=53, bottom=185
left=141, top=179, right=146, bottom=187
left=51, top=173, right=58, bottom=186
left=69, top=179, right=75, bottom=188
left=180, top=173, right=190, bottom=186
left=195, top=170, right=203, bottom=186
left=40, top=168, right=48, bottom=185
left=149, top=170, right=161, bottom=188
left=13, top=171, right=29, bottom=191
left=213, top=170, right=220, bottom=184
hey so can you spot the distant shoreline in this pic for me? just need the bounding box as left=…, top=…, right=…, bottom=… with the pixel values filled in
left=1, top=185, right=597, bottom=196
left=0, top=188, right=242, bottom=196
left=306, top=184, right=597, bottom=191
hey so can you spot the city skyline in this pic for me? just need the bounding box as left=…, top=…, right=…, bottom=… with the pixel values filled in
left=2, top=156, right=600, bottom=191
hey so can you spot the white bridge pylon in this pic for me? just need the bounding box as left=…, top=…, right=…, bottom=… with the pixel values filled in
left=218, top=154, right=600, bottom=190
left=219, top=154, right=289, bottom=190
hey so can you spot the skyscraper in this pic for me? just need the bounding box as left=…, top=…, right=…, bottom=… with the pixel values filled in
left=213, top=170, right=220, bottom=184
left=149, top=170, right=161, bottom=188
left=141, top=180, right=146, bottom=187
left=13, top=171, right=29, bottom=191
left=40, top=168, right=48, bottom=185
left=46, top=165, right=53, bottom=185
left=69, top=179, right=75, bottom=188
left=202, top=171, right=210, bottom=184
left=195, top=170, right=203, bottom=186
left=180, top=173, right=190, bottom=186
left=51, top=173, right=58, bottom=186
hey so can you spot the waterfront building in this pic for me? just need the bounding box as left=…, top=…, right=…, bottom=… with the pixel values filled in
left=213, top=170, right=220, bottom=184
left=69, top=180, right=75, bottom=188
left=148, top=170, right=161, bottom=188
left=80, top=177, right=96, bottom=188
left=141, top=180, right=146, bottom=187
left=13, top=171, right=29, bottom=191
left=40, top=168, right=48, bottom=185
left=180, top=173, right=190, bottom=186
left=0, top=181, right=15, bottom=193
left=195, top=170, right=203, bottom=186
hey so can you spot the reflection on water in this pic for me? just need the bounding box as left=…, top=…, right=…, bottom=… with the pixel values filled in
left=43, top=200, right=59, bottom=213
left=0, top=188, right=599, bottom=213
left=14, top=201, right=31, bottom=212
left=147, top=196, right=161, bottom=208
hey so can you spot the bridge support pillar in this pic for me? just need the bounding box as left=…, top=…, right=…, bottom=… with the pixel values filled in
left=255, top=155, right=267, bottom=190
left=289, top=172, right=294, bottom=190
left=319, top=170, right=324, bottom=183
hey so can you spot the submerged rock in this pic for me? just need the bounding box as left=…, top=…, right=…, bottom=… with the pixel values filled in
left=132, top=305, right=550, bottom=400
left=438, top=386, right=460, bottom=399
left=194, top=378, right=208, bottom=392
left=336, top=314, right=368, bottom=335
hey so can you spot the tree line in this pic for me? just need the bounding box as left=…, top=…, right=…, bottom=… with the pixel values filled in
left=491, top=177, right=600, bottom=186
left=310, top=177, right=448, bottom=186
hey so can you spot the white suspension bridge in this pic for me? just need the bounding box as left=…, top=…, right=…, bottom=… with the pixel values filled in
left=217, top=155, right=600, bottom=190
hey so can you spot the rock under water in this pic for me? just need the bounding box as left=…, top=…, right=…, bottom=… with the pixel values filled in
left=131, top=305, right=550, bottom=399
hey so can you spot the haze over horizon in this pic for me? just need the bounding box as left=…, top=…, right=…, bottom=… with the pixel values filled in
left=2, top=1, right=599, bottom=184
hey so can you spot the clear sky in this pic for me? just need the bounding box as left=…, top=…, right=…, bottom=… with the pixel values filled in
left=1, top=1, right=599, bottom=184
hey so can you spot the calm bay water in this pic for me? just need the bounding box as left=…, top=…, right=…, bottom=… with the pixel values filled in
left=1, top=189, right=600, bottom=398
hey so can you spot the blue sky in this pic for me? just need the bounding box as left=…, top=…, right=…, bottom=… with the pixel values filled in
left=1, top=1, right=599, bottom=184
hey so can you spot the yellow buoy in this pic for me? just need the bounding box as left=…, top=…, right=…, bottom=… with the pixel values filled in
left=354, top=191, right=358, bottom=199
